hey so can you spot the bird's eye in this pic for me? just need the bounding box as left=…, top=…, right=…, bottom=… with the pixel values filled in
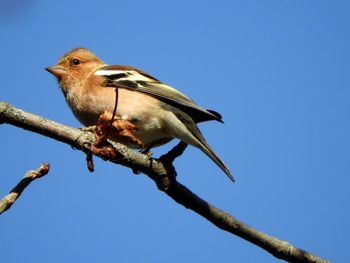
left=72, top=58, right=80, bottom=65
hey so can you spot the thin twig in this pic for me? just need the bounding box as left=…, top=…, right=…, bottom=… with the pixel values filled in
left=0, top=163, right=50, bottom=214
left=160, top=141, right=188, bottom=163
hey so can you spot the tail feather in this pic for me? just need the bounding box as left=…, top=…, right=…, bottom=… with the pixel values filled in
left=197, top=139, right=234, bottom=182
left=183, top=117, right=234, bottom=182
left=167, top=110, right=234, bottom=181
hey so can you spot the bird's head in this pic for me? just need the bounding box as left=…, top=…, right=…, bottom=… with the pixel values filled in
left=46, top=47, right=105, bottom=93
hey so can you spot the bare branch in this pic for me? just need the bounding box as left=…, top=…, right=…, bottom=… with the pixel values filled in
left=0, top=102, right=329, bottom=263
left=0, top=163, right=50, bottom=214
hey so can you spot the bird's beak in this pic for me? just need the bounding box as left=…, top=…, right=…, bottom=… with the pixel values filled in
left=45, top=65, right=67, bottom=79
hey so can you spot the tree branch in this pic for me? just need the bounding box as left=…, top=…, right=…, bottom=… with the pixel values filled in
left=0, top=163, right=50, bottom=214
left=0, top=102, right=329, bottom=263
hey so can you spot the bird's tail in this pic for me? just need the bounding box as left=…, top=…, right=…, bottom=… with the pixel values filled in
left=196, top=139, right=234, bottom=182
left=167, top=110, right=234, bottom=181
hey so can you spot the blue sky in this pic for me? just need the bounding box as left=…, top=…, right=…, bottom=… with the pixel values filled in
left=1, top=1, right=349, bottom=262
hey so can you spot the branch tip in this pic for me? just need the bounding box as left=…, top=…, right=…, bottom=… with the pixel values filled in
left=0, top=162, right=50, bottom=215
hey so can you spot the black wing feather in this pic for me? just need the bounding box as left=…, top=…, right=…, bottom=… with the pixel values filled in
left=100, top=68, right=224, bottom=123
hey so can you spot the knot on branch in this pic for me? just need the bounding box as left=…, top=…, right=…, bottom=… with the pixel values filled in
left=155, top=141, right=188, bottom=191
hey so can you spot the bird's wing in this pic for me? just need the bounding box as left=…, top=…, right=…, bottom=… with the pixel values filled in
left=94, top=65, right=223, bottom=123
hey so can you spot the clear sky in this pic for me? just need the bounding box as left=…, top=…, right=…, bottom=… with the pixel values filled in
left=1, top=1, right=349, bottom=262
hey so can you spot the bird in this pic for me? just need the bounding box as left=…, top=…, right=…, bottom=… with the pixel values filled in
left=46, top=47, right=234, bottom=181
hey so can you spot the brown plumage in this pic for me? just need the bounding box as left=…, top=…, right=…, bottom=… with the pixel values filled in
left=46, top=47, right=233, bottom=181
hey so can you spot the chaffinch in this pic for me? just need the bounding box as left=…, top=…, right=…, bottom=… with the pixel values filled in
left=46, top=48, right=233, bottom=181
